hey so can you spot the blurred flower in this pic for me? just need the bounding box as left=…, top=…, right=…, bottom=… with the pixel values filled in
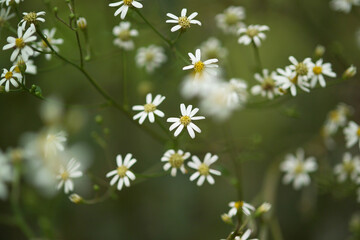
left=44, top=131, right=67, bottom=158
left=135, top=45, right=167, bottom=73
left=57, top=158, right=83, bottom=194
left=256, top=202, right=272, bottom=215
left=330, top=0, right=360, bottom=13
left=235, top=229, right=258, bottom=240
left=106, top=153, right=136, bottom=191
left=161, top=149, right=190, bottom=177
left=132, top=93, right=165, bottom=124
left=280, top=148, right=317, bottom=190
left=314, top=45, right=326, bottom=59
left=167, top=103, right=205, bottom=139
left=187, top=153, right=221, bottom=186
left=221, top=213, right=233, bottom=224
left=166, top=8, right=201, bottom=32
left=19, top=11, right=46, bottom=29
left=0, top=0, right=23, bottom=6
left=76, top=17, right=87, bottom=30
left=0, top=7, right=15, bottom=27
left=251, top=69, right=280, bottom=99
left=334, top=152, right=360, bottom=182
left=183, top=49, right=218, bottom=80
left=2, top=24, right=36, bottom=61
left=112, top=21, right=138, bottom=50
left=343, top=65, right=357, bottom=79
left=0, top=150, right=12, bottom=200
left=199, top=37, right=228, bottom=62
left=215, top=6, right=245, bottom=35
left=0, top=66, right=22, bottom=92
left=238, top=25, right=269, bottom=47
left=39, top=96, right=64, bottom=126
left=35, top=28, right=64, bottom=60
left=274, top=66, right=310, bottom=96
left=308, top=59, right=336, bottom=88
left=323, top=103, right=352, bottom=136
left=69, top=193, right=83, bottom=204
left=344, top=121, right=360, bottom=149
left=109, top=0, right=143, bottom=19
left=13, top=56, right=37, bottom=75
left=228, top=201, right=255, bottom=217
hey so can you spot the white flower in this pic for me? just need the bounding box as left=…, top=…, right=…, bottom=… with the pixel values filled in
left=308, top=59, right=336, bottom=88
left=0, top=7, right=15, bottom=27
left=199, top=37, right=228, bottom=62
left=19, top=11, right=46, bottom=29
left=273, top=66, right=310, bottom=96
left=235, top=229, right=258, bottom=240
left=106, top=153, right=136, bottom=191
left=334, top=152, right=360, bottom=182
left=161, top=149, right=190, bottom=177
left=57, top=158, right=83, bottom=194
left=44, top=131, right=67, bottom=157
left=323, top=103, right=352, bottom=136
left=238, top=25, right=269, bottom=47
left=132, top=93, right=165, bottom=124
left=76, top=17, right=87, bottom=30
left=166, top=8, right=201, bottom=32
left=187, top=153, right=221, bottom=186
left=215, top=6, right=246, bottom=35
left=256, top=202, right=272, bottom=214
left=280, top=148, right=317, bottom=190
left=228, top=201, right=255, bottom=217
left=109, top=0, right=143, bottom=19
left=167, top=103, right=205, bottom=139
left=2, top=24, right=36, bottom=61
left=288, top=56, right=313, bottom=81
left=112, top=22, right=138, bottom=50
left=183, top=49, right=218, bottom=80
left=69, top=193, right=83, bottom=204
left=135, top=45, right=167, bottom=73
left=251, top=69, right=280, bottom=99
left=39, top=96, right=64, bottom=125
left=344, top=121, right=360, bottom=149
left=13, top=56, right=37, bottom=75
left=330, top=0, right=360, bottom=13
left=0, top=151, right=12, bottom=200
left=0, top=66, right=23, bottom=92
left=35, top=28, right=63, bottom=60
left=0, top=0, right=23, bottom=6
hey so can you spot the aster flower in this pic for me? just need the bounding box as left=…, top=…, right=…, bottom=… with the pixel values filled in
left=43, top=131, right=67, bottom=157
left=288, top=56, right=313, bottom=82
left=280, top=148, right=317, bottom=190
left=132, top=93, right=165, bottom=124
left=135, top=45, right=167, bottom=73
left=161, top=149, right=190, bottom=177
left=35, top=28, right=63, bottom=60
left=187, top=153, right=221, bottom=186
left=215, top=6, right=246, bottom=35
left=235, top=229, right=258, bottom=240
left=166, top=8, right=201, bottom=32
left=109, top=0, right=143, bottom=19
left=167, top=103, right=205, bottom=139
left=199, top=37, right=228, bottom=62
left=330, top=0, right=360, bottom=13
left=0, top=7, right=15, bottom=27
left=323, top=103, right=352, bottom=135
left=57, top=158, right=83, bottom=194
left=344, top=121, right=360, bottom=149
left=112, top=21, right=138, bottom=50
left=273, top=66, right=310, bottom=96
left=0, top=0, right=23, bottom=6
left=334, top=152, right=360, bottom=182
left=12, top=56, right=37, bottom=75
left=308, top=59, right=336, bottom=88
left=2, top=24, right=36, bottom=61
left=228, top=201, right=255, bottom=217
left=19, top=11, right=46, bottom=29
left=0, top=151, right=12, bottom=200
left=0, top=66, right=23, bottom=92
left=183, top=49, right=218, bottom=80
left=238, top=25, right=269, bottom=47
left=251, top=69, right=280, bottom=99
left=106, top=153, right=136, bottom=191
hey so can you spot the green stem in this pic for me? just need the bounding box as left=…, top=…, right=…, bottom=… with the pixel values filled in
left=251, top=41, right=263, bottom=71
left=121, top=50, right=128, bottom=108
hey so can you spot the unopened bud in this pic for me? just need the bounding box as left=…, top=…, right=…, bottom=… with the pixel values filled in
left=343, top=65, right=357, bottom=79
left=69, top=194, right=83, bottom=204
left=255, top=202, right=272, bottom=217
left=221, top=213, right=233, bottom=225
left=77, top=17, right=87, bottom=30
left=314, top=45, right=325, bottom=59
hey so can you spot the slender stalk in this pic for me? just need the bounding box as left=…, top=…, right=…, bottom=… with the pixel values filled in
left=251, top=41, right=263, bottom=71
left=121, top=50, right=128, bottom=108
left=75, top=30, right=84, bottom=68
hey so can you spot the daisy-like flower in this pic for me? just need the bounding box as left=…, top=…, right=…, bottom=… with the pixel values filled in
left=161, top=149, right=190, bottom=177
left=308, top=59, right=336, bottom=88
left=167, top=103, right=205, bottom=139
left=187, top=153, right=221, bottom=186
left=235, top=229, right=258, bottom=240
left=57, top=158, right=83, bottom=194
left=228, top=201, right=255, bottom=217
left=215, top=6, right=246, bottom=35
left=106, top=153, right=136, bottom=191
left=166, top=8, right=201, bottom=32
left=109, top=0, right=143, bottom=19
left=344, top=121, right=360, bottom=149
left=12, top=56, right=37, bottom=75
left=135, top=45, right=167, bottom=73
left=251, top=69, right=280, bottom=99
left=43, top=131, right=67, bottom=157
left=273, top=66, right=310, bottom=96
left=2, top=24, right=36, bottom=61
left=330, top=0, right=360, bottom=13
left=288, top=56, right=313, bottom=82
left=0, top=151, right=12, bottom=200
left=19, top=11, right=46, bottom=29
left=280, top=148, right=317, bottom=190
left=199, top=37, right=228, bottom=62
left=0, top=7, right=15, bottom=27
left=0, top=66, right=23, bottom=92
left=112, top=22, right=138, bottom=50
left=183, top=49, right=218, bottom=80
left=238, top=25, right=269, bottom=47
left=35, top=28, right=63, bottom=60
left=132, top=93, right=165, bottom=124
left=0, top=0, right=24, bottom=6
left=334, top=152, right=360, bottom=182
left=323, top=103, right=352, bottom=135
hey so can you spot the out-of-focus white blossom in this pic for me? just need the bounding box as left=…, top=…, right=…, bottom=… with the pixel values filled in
left=215, top=6, right=245, bottom=35
left=135, top=45, right=167, bottom=73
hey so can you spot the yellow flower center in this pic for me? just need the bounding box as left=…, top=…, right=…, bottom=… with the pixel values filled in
left=117, top=165, right=128, bottom=178
left=295, top=62, right=308, bottom=76
left=23, top=12, right=37, bottom=23
left=198, top=163, right=209, bottom=176
left=169, top=153, right=184, bottom=168
left=234, top=201, right=244, bottom=209
left=41, top=38, right=51, bottom=48
left=145, top=52, right=154, bottom=62
left=118, top=30, right=131, bottom=41
left=180, top=115, right=191, bottom=126
left=144, top=103, right=156, bottom=113
left=294, top=163, right=304, bottom=174
left=15, top=38, right=25, bottom=48
left=357, top=128, right=360, bottom=137
left=290, top=75, right=298, bottom=84
left=343, top=161, right=354, bottom=174
left=246, top=28, right=259, bottom=38
left=194, top=61, right=205, bottom=73
left=61, top=171, right=69, bottom=180
left=178, top=16, right=190, bottom=29
left=224, top=13, right=238, bottom=25
left=123, top=0, right=133, bottom=5
left=313, top=66, right=323, bottom=75
left=5, top=71, right=13, bottom=80
left=329, top=110, right=339, bottom=122
left=262, top=77, right=275, bottom=90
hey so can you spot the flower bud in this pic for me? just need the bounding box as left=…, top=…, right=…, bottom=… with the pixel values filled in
left=69, top=194, right=83, bottom=204
left=77, top=17, right=87, bottom=30
left=221, top=213, right=233, bottom=225
left=343, top=65, right=357, bottom=79
left=314, top=45, right=325, bottom=59
left=255, top=202, right=271, bottom=216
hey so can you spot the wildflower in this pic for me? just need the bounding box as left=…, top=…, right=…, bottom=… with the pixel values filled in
left=288, top=56, right=313, bottom=82
left=280, top=148, right=317, bottom=190
left=344, top=121, right=360, bottom=149
left=274, top=66, right=310, bottom=96
left=199, top=37, right=228, bottom=62
left=0, top=7, right=15, bottom=27
left=0, top=66, right=23, bottom=92
left=112, top=22, right=138, bottom=50
left=167, top=103, right=205, bottom=139
left=308, top=59, right=336, bottom=88
left=132, top=93, right=165, bottom=124
left=2, top=24, right=36, bottom=61
left=76, top=17, right=87, bottom=30
left=330, top=0, right=360, bottom=13
left=343, top=65, right=357, bottom=79
left=57, top=158, right=83, bottom=194
left=334, top=152, right=360, bottom=182
left=0, top=0, right=23, bottom=6
left=109, top=0, right=143, bottom=19
left=256, top=202, right=272, bottom=215
left=323, top=103, right=352, bottom=135
left=215, top=6, right=246, bottom=35
left=0, top=151, right=12, bottom=200
left=13, top=56, right=37, bottom=75
left=36, top=28, right=63, bottom=60
left=235, top=229, right=258, bottom=240
left=69, top=193, right=83, bottom=204
left=251, top=69, right=280, bottom=99
left=43, top=131, right=67, bottom=157
left=238, top=25, right=269, bottom=47
left=166, top=8, right=201, bottom=32
left=183, top=49, right=218, bottom=80
left=135, top=45, right=167, bottom=73
left=187, top=153, right=221, bottom=186
left=228, top=201, right=255, bottom=217
left=19, top=11, right=46, bottom=29
left=106, top=153, right=136, bottom=191
left=221, top=213, right=233, bottom=224
left=161, top=149, right=190, bottom=177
